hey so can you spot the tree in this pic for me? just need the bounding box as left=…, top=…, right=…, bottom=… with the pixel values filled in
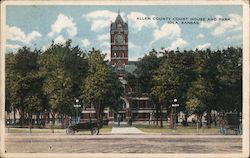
left=5, top=53, right=15, bottom=123
left=81, top=48, right=123, bottom=120
left=186, top=77, right=213, bottom=127
left=186, top=48, right=242, bottom=127
left=39, top=40, right=88, bottom=124
left=134, top=49, right=161, bottom=94
left=150, top=50, right=195, bottom=127
left=133, top=49, right=163, bottom=125
left=216, top=47, right=242, bottom=113
left=6, top=47, right=46, bottom=126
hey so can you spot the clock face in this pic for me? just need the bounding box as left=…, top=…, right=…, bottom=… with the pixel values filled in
left=115, top=34, right=124, bottom=44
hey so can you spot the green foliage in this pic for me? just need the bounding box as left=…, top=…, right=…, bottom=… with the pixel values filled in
left=81, top=49, right=123, bottom=119
left=39, top=41, right=88, bottom=115
left=5, top=47, right=47, bottom=125
left=137, top=47, right=242, bottom=117
left=5, top=39, right=242, bottom=126
left=134, top=49, right=161, bottom=94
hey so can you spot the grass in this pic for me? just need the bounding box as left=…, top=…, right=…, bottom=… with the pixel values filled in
left=6, top=124, right=237, bottom=135
left=5, top=128, right=65, bottom=133
left=134, top=124, right=222, bottom=134
left=5, top=124, right=113, bottom=134
left=100, top=125, right=113, bottom=133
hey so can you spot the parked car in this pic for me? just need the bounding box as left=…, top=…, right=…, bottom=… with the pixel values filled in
left=225, top=112, right=241, bottom=135
left=66, top=120, right=103, bottom=135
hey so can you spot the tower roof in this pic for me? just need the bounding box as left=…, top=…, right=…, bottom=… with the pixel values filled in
left=111, top=11, right=128, bottom=31
left=115, top=13, right=124, bottom=24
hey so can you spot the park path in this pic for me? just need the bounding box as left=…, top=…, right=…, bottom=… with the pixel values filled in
left=111, top=122, right=144, bottom=134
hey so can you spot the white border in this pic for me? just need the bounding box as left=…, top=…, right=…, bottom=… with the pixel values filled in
left=0, top=0, right=249, bottom=158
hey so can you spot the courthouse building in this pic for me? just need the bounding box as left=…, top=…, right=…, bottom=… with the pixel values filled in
left=82, top=12, right=168, bottom=123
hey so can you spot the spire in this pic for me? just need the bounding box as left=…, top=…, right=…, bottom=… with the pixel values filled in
left=115, top=10, right=123, bottom=24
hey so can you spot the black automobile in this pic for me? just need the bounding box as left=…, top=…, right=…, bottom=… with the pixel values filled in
left=225, top=112, right=242, bottom=135
left=66, top=120, right=103, bottom=135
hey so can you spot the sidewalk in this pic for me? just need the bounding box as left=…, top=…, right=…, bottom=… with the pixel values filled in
left=111, top=122, right=144, bottom=134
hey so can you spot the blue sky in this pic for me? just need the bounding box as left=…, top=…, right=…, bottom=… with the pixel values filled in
left=6, top=5, right=242, bottom=61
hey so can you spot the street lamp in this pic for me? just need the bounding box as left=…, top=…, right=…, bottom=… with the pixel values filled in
left=73, top=99, right=81, bottom=124
left=172, top=99, right=179, bottom=129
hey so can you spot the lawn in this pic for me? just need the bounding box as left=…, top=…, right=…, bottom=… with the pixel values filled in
left=5, top=124, right=113, bottom=134
left=134, top=124, right=223, bottom=135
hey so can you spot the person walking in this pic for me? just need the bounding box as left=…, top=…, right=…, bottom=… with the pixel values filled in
left=219, top=116, right=228, bottom=135
left=117, top=114, right=121, bottom=127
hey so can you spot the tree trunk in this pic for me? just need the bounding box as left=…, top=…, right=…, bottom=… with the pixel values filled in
left=29, top=113, right=32, bottom=133
left=170, top=108, right=174, bottom=129
left=36, top=114, right=39, bottom=126
left=160, top=105, right=163, bottom=127
left=94, top=104, right=101, bottom=120
left=156, top=108, right=159, bottom=126
left=51, top=112, right=55, bottom=125
left=198, top=115, right=202, bottom=128
left=14, top=108, right=16, bottom=124
left=214, top=113, right=217, bottom=126
left=206, top=111, right=212, bottom=128
left=42, top=113, right=46, bottom=127
left=48, top=112, right=50, bottom=124
left=19, top=109, right=25, bottom=126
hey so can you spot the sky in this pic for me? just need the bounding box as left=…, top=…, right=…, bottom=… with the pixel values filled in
left=6, top=5, right=243, bottom=61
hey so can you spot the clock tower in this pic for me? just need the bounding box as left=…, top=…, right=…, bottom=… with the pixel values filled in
left=110, top=11, right=128, bottom=66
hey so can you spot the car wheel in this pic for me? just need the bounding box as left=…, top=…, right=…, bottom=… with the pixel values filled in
left=91, top=127, right=99, bottom=135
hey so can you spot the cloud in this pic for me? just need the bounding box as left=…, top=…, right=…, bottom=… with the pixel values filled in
left=83, top=10, right=125, bottom=32
left=54, top=35, right=66, bottom=44
left=100, top=41, right=109, bottom=47
left=194, top=43, right=211, bottom=50
left=167, top=38, right=188, bottom=50
left=6, top=25, right=25, bottom=41
left=97, top=33, right=109, bottom=41
left=199, top=14, right=242, bottom=36
left=200, top=15, right=222, bottom=28
left=48, top=13, right=77, bottom=38
left=151, top=24, right=181, bottom=45
left=212, top=14, right=242, bottom=36
left=85, top=10, right=158, bottom=33
left=42, top=44, right=50, bottom=52
left=225, top=34, right=242, bottom=41
left=6, top=44, right=22, bottom=52
left=127, top=12, right=158, bottom=32
left=25, top=31, right=42, bottom=43
left=6, top=25, right=42, bottom=44
left=196, top=33, right=205, bottom=39
left=81, top=38, right=91, bottom=47
left=128, top=42, right=138, bottom=49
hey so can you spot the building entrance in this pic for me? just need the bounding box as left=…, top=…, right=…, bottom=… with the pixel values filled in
left=114, top=113, right=126, bottom=122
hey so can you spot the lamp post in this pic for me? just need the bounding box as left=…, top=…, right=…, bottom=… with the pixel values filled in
left=172, top=99, right=179, bottom=129
left=73, top=99, right=81, bottom=124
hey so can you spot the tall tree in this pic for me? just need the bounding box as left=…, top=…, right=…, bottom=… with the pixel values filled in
left=216, top=47, right=242, bottom=113
left=6, top=47, right=46, bottom=126
left=81, top=48, right=123, bottom=120
left=39, top=40, right=88, bottom=123
left=134, top=49, right=161, bottom=94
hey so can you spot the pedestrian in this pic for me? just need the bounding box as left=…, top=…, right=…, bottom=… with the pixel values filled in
left=64, top=116, right=70, bottom=128
left=238, top=118, right=242, bottom=135
left=219, top=116, right=228, bottom=135
left=149, top=113, right=153, bottom=124
left=117, top=114, right=121, bottom=127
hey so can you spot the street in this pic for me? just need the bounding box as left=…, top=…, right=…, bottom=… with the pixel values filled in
left=5, top=133, right=242, bottom=153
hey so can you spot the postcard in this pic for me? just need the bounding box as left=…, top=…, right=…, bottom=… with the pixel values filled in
left=0, top=0, right=249, bottom=158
